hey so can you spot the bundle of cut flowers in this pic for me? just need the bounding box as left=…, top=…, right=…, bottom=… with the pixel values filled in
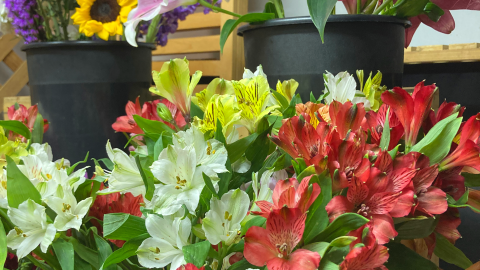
left=2, top=59, right=480, bottom=270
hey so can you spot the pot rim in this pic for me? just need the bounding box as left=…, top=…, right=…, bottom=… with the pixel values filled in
left=238, top=15, right=411, bottom=36
left=21, top=40, right=156, bottom=51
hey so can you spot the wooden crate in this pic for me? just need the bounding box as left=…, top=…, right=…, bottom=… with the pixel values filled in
left=405, top=43, right=480, bottom=64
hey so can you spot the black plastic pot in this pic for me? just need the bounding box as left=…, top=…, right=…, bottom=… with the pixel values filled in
left=238, top=15, right=409, bottom=101
left=22, top=41, right=154, bottom=169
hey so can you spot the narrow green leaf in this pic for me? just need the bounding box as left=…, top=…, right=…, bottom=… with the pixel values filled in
left=463, top=173, right=480, bottom=187
left=240, top=216, right=266, bottom=235
left=244, top=125, right=274, bottom=173
left=93, top=232, right=116, bottom=270
left=410, top=113, right=462, bottom=164
left=297, top=165, right=316, bottom=181
left=69, top=238, right=100, bottom=269
left=329, top=236, right=357, bottom=247
left=133, top=115, right=174, bottom=135
left=307, top=0, right=337, bottom=42
left=202, top=172, right=219, bottom=199
left=182, top=241, right=211, bottom=268
left=228, top=258, right=258, bottom=270
left=220, top=13, right=275, bottom=53
left=310, top=92, right=317, bottom=103
left=218, top=159, right=232, bottom=198
left=6, top=155, right=41, bottom=207
left=101, top=234, right=149, bottom=270
left=135, top=155, right=154, bottom=201
left=153, top=133, right=164, bottom=161
left=271, top=90, right=289, bottom=111
left=379, top=108, right=390, bottom=150
left=312, top=213, right=369, bottom=243
left=434, top=233, right=472, bottom=269
left=31, top=113, right=44, bottom=144
left=226, top=133, right=259, bottom=163
left=74, top=254, right=92, bottom=270
left=303, top=242, right=330, bottom=257
left=98, top=158, right=114, bottom=171
left=385, top=242, right=438, bottom=270
left=52, top=238, right=74, bottom=270
left=103, top=214, right=148, bottom=241
left=394, top=217, right=438, bottom=240
left=0, top=221, right=6, bottom=267
left=67, top=152, right=89, bottom=175
left=304, top=173, right=332, bottom=244
left=0, top=120, right=31, bottom=139
left=191, top=101, right=204, bottom=119
left=215, top=119, right=226, bottom=145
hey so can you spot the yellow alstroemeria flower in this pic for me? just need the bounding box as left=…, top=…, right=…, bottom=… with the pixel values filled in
left=0, top=127, right=28, bottom=167
left=276, top=79, right=299, bottom=103
left=233, top=76, right=279, bottom=133
left=192, top=78, right=235, bottom=112
left=150, top=58, right=202, bottom=119
left=357, top=70, right=387, bottom=112
left=194, top=94, right=242, bottom=143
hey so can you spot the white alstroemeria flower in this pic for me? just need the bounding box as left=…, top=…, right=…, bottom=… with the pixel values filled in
left=45, top=187, right=92, bottom=231
left=243, top=65, right=267, bottom=80
left=202, top=189, right=250, bottom=246
left=173, top=126, right=228, bottom=177
left=6, top=199, right=56, bottom=259
left=18, top=155, right=59, bottom=199
left=323, top=71, right=371, bottom=109
left=0, top=169, right=7, bottom=208
left=251, top=170, right=274, bottom=212
left=55, top=167, right=87, bottom=191
left=29, top=143, right=53, bottom=162
left=232, top=156, right=251, bottom=174
left=150, top=145, right=207, bottom=215
left=137, top=213, right=191, bottom=270
left=98, top=141, right=145, bottom=196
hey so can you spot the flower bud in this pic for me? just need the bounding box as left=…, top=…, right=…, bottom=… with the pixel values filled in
left=157, top=103, right=173, bottom=123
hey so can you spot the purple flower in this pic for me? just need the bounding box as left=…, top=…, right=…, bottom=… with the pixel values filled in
left=5, top=0, right=43, bottom=43
left=139, top=0, right=221, bottom=47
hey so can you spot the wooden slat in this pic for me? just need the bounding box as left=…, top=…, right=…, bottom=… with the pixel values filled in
left=152, top=35, right=220, bottom=55
left=0, top=34, right=21, bottom=62
left=152, top=60, right=221, bottom=76
left=3, top=51, right=23, bottom=72
left=405, top=48, right=480, bottom=64
left=3, top=96, right=31, bottom=119
left=177, top=12, right=221, bottom=31
left=449, top=43, right=480, bottom=50
left=409, top=45, right=448, bottom=52
left=0, top=62, right=29, bottom=112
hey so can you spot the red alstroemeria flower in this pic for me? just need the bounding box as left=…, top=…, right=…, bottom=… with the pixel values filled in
left=423, top=101, right=465, bottom=133
left=244, top=207, right=321, bottom=270
left=176, top=264, right=205, bottom=270
left=340, top=222, right=389, bottom=270
left=382, top=82, right=436, bottom=149
left=296, top=102, right=327, bottom=128
left=405, top=0, right=480, bottom=47
left=435, top=167, right=465, bottom=201
left=329, top=101, right=366, bottom=140
left=7, top=104, right=49, bottom=141
left=271, top=114, right=332, bottom=173
left=253, top=175, right=320, bottom=218
left=326, top=171, right=405, bottom=244
left=440, top=114, right=480, bottom=172
left=364, top=104, right=404, bottom=151
left=432, top=208, right=462, bottom=246
left=112, top=97, right=186, bottom=134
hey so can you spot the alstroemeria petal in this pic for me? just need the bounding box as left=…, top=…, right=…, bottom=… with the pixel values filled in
left=244, top=226, right=278, bottom=267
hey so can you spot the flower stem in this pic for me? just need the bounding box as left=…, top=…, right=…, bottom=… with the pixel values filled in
left=373, top=0, right=393, bottom=14
left=273, top=0, right=285, bottom=18
left=357, top=0, right=361, bottom=14
left=35, top=0, right=53, bottom=40
left=198, top=0, right=242, bottom=18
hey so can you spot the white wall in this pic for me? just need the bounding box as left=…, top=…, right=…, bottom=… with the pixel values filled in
left=248, top=0, right=480, bottom=47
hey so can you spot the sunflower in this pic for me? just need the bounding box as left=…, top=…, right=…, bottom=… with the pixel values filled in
left=72, top=0, right=136, bottom=40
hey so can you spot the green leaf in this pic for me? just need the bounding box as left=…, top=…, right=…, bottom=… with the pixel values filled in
left=310, top=92, right=317, bottom=103
left=271, top=90, right=289, bottom=111
left=282, top=94, right=302, bottom=118
left=67, top=152, right=89, bottom=175
left=103, top=214, right=148, bottom=241
left=389, top=0, right=431, bottom=18
left=218, top=159, right=232, bottom=198
left=6, top=155, right=41, bottom=208
left=304, top=173, right=332, bottom=244
left=220, top=13, right=275, bottom=53
left=307, top=0, right=337, bottom=42
left=379, top=108, right=390, bottom=150
left=98, top=158, right=114, bottom=171
left=385, top=242, right=438, bottom=270
left=229, top=258, right=258, bottom=270
left=191, top=101, right=204, bottom=119
left=329, top=236, right=357, bottom=247
left=52, top=238, right=74, bottom=270
left=135, top=155, right=154, bottom=201
left=424, top=2, right=444, bottom=22
left=70, top=238, right=100, bottom=269
left=434, top=232, right=472, bottom=269
left=182, top=240, right=211, bottom=268
left=297, top=165, right=316, bottom=181
left=240, top=216, right=266, bottom=235
left=320, top=246, right=349, bottom=267
left=0, top=120, right=31, bottom=139
left=133, top=115, right=174, bottom=135
left=0, top=221, right=6, bottom=267
left=101, top=234, right=149, bottom=270
left=153, top=133, right=164, bottom=161
left=263, top=1, right=278, bottom=17
left=303, top=242, right=330, bottom=257
left=410, top=113, right=462, bottom=164
left=446, top=192, right=480, bottom=214
left=215, top=119, right=226, bottom=145
left=463, top=173, right=480, bottom=187
left=267, top=153, right=286, bottom=171
left=226, top=133, right=258, bottom=163
left=244, top=125, right=274, bottom=173
left=202, top=172, right=219, bottom=199
left=74, top=253, right=92, bottom=270
left=93, top=232, right=116, bottom=270
left=292, top=158, right=308, bottom=176
left=394, top=217, right=438, bottom=240
left=31, top=113, right=44, bottom=144
left=312, top=213, right=369, bottom=243
left=192, top=224, right=206, bottom=240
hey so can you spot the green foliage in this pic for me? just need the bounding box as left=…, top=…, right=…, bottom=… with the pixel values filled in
left=240, top=216, right=267, bottom=235
left=133, top=115, right=175, bottom=135
left=93, top=232, right=116, bottom=270
left=191, top=101, right=204, bottom=119
left=0, top=120, right=31, bottom=139
left=103, top=214, right=148, bottom=241
left=182, top=241, right=211, bottom=268
left=32, top=113, right=44, bottom=144
left=67, top=152, right=89, bottom=175
left=463, top=173, right=480, bottom=187
left=434, top=233, right=472, bottom=269
left=312, top=213, right=369, bottom=243
left=52, top=238, right=74, bottom=270
left=385, top=242, right=438, bottom=270
left=394, top=217, right=438, bottom=240
left=307, top=0, right=337, bottom=42
left=100, top=234, right=149, bottom=270
left=135, top=155, right=155, bottom=201
left=6, top=155, right=41, bottom=208
left=304, top=173, right=332, bottom=244
left=203, top=172, right=219, bottom=199
left=0, top=220, right=6, bottom=267
left=379, top=107, right=390, bottom=150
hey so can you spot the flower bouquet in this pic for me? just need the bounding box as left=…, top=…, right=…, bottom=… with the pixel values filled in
left=2, top=59, right=480, bottom=270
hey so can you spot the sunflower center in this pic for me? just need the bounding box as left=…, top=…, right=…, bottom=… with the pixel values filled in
left=90, top=0, right=120, bottom=23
